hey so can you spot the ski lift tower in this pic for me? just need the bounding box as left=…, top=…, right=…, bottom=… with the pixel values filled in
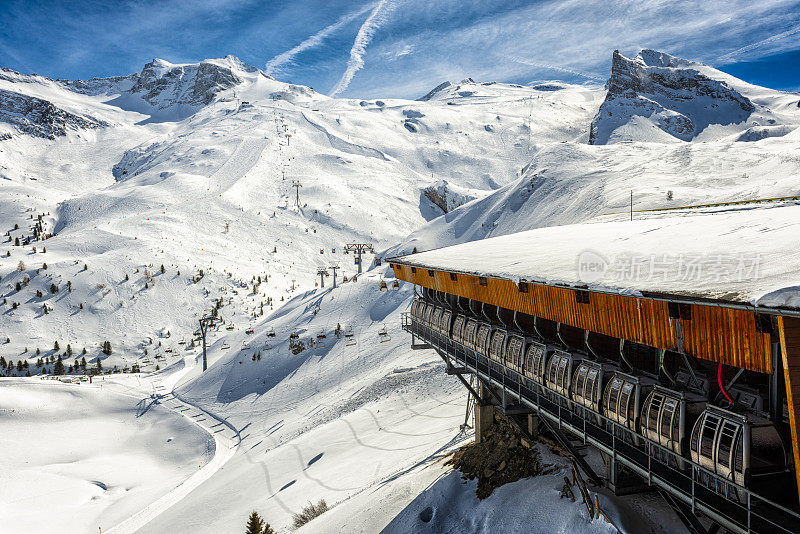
left=199, top=314, right=214, bottom=372
left=344, top=243, right=374, bottom=274
left=329, top=264, right=340, bottom=288
left=317, top=268, right=328, bottom=288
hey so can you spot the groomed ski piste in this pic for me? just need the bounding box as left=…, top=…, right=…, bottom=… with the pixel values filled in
left=1, top=272, right=687, bottom=533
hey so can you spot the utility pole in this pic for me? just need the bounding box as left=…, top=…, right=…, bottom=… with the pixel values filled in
left=199, top=315, right=213, bottom=372
left=292, top=180, right=302, bottom=207
left=317, top=268, right=327, bottom=288
left=344, top=243, right=375, bottom=274
left=329, top=265, right=340, bottom=288
left=630, top=190, right=633, bottom=221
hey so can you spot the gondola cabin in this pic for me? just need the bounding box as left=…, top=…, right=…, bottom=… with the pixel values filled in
left=505, top=335, right=525, bottom=374
left=690, top=406, right=787, bottom=501
left=641, top=385, right=706, bottom=465
left=475, top=323, right=492, bottom=359
left=571, top=360, right=615, bottom=414
left=488, top=328, right=508, bottom=367
left=545, top=350, right=582, bottom=398
left=603, top=371, right=656, bottom=432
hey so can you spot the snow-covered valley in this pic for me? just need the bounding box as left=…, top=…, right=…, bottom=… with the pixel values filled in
left=1, top=48, right=800, bottom=533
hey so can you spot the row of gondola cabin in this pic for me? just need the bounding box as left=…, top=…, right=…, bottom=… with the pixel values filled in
left=408, top=297, right=791, bottom=508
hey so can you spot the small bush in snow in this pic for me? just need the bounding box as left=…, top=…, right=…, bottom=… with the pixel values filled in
left=16, top=261, right=25, bottom=271
left=292, top=500, right=329, bottom=528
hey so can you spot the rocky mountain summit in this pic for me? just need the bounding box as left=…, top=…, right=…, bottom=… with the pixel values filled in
left=589, top=49, right=757, bottom=144
left=64, top=55, right=264, bottom=110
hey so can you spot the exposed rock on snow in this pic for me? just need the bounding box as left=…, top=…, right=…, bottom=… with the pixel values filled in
left=422, top=180, right=480, bottom=214
left=0, top=88, right=107, bottom=138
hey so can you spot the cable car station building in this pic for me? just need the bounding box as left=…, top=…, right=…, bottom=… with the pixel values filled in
left=389, top=210, right=800, bottom=534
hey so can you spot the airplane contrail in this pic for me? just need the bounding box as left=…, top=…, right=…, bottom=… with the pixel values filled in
left=508, top=55, right=605, bottom=82
left=265, top=4, right=375, bottom=76
left=716, top=24, right=800, bottom=63
left=329, top=0, right=394, bottom=97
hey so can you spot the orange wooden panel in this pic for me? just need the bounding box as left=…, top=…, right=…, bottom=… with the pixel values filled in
left=391, top=263, right=771, bottom=373
left=778, top=316, right=800, bottom=508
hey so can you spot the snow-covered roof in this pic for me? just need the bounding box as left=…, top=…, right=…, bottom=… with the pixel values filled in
left=391, top=204, right=800, bottom=312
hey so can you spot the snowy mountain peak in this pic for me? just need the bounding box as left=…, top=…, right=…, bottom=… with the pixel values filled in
left=635, top=48, right=697, bottom=69
left=589, top=49, right=760, bottom=144
left=130, top=56, right=246, bottom=109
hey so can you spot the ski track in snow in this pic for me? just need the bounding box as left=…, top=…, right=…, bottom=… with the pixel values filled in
left=105, top=357, right=240, bottom=534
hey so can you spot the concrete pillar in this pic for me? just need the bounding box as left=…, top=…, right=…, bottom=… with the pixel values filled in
left=527, top=414, right=539, bottom=437
left=474, top=382, right=494, bottom=444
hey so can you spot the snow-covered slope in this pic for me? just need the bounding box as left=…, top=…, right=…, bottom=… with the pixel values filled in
left=0, top=57, right=601, bottom=374
left=394, top=51, right=800, bottom=255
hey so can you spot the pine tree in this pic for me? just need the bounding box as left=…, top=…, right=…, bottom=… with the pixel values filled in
left=102, top=341, right=112, bottom=355
left=244, top=511, right=271, bottom=534
left=54, top=355, right=64, bottom=376
left=160, top=264, right=165, bottom=274
left=66, top=344, right=72, bottom=357
left=54, top=340, right=60, bottom=351
left=0, top=356, right=6, bottom=368
left=80, top=356, right=87, bottom=370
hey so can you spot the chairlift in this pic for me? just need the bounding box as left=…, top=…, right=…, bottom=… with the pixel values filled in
left=378, top=325, right=391, bottom=343
left=392, top=280, right=400, bottom=290
left=380, top=280, right=388, bottom=292
left=266, top=328, right=276, bottom=338
left=343, top=276, right=349, bottom=282
left=345, top=327, right=356, bottom=346
left=245, top=328, right=254, bottom=335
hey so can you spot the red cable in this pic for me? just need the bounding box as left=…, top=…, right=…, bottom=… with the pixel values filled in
left=718, top=362, right=734, bottom=404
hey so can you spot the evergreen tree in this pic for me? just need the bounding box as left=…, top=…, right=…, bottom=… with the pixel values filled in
left=16, top=360, right=23, bottom=372
left=244, top=511, right=274, bottom=534
left=80, top=356, right=87, bottom=370
left=0, top=356, right=6, bottom=368
left=97, top=358, right=102, bottom=372
left=54, top=340, right=60, bottom=351
left=50, top=282, right=58, bottom=293
left=102, top=341, right=112, bottom=355
left=66, top=344, right=72, bottom=357
left=160, top=264, right=165, bottom=274
left=54, top=355, right=64, bottom=376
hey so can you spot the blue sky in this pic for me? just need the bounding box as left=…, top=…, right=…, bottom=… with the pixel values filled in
left=1, top=0, right=799, bottom=98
